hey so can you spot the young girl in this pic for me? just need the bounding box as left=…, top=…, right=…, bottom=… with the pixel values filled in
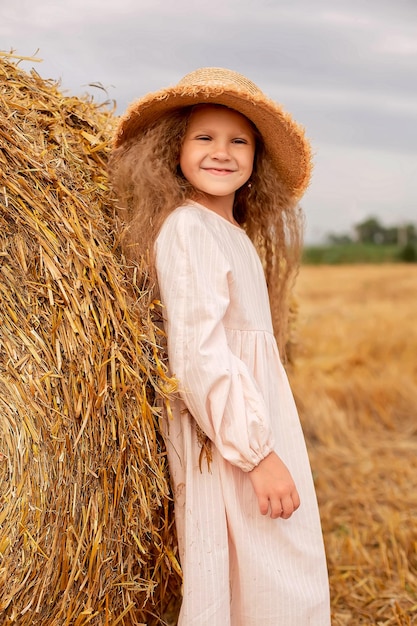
left=110, top=67, right=330, bottom=625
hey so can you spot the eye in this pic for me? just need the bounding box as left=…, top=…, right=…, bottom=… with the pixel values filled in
left=232, top=138, right=249, bottom=145
left=195, top=135, right=211, bottom=141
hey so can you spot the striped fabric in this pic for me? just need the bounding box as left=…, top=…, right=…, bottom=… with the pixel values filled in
left=155, top=202, right=330, bottom=625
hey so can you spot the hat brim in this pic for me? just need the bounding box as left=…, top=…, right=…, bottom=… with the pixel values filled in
left=113, top=84, right=312, bottom=200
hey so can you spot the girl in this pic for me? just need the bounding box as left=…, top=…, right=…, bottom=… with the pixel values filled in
left=110, top=67, right=330, bottom=625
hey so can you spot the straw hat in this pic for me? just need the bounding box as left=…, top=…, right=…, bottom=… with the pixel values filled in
left=113, top=67, right=312, bottom=199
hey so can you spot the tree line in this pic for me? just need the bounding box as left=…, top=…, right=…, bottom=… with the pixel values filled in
left=303, top=216, right=417, bottom=263
left=327, top=217, right=417, bottom=246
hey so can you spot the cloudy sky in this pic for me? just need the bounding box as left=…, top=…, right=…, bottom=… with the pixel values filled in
left=2, top=0, right=417, bottom=242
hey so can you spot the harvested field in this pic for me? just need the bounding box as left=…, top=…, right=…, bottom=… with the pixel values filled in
left=290, top=264, right=417, bottom=625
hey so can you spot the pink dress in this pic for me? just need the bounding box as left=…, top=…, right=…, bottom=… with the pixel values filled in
left=155, top=202, right=330, bottom=626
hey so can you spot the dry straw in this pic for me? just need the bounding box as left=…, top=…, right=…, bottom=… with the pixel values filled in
left=0, top=54, right=181, bottom=624
left=291, top=265, right=417, bottom=625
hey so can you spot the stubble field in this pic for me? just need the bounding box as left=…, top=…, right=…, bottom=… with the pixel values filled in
left=289, top=264, right=417, bottom=625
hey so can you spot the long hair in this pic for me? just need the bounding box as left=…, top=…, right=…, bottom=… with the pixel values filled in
left=108, top=105, right=304, bottom=356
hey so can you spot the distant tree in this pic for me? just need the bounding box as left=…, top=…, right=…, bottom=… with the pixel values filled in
left=398, top=243, right=417, bottom=262
left=355, top=217, right=385, bottom=243
left=406, top=223, right=417, bottom=244
left=383, top=226, right=399, bottom=245
left=326, top=233, right=353, bottom=245
left=386, top=223, right=417, bottom=245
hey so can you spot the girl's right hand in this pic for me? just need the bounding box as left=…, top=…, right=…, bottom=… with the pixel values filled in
left=248, top=452, right=300, bottom=519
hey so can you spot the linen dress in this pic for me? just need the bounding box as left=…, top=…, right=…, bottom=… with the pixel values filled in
left=155, top=201, right=330, bottom=626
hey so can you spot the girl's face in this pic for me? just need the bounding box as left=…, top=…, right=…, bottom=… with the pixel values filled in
left=179, top=105, right=255, bottom=212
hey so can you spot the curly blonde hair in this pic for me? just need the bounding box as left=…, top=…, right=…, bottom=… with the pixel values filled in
left=108, top=105, right=304, bottom=356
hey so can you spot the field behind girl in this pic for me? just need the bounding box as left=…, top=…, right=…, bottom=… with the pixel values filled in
left=289, top=264, right=417, bottom=625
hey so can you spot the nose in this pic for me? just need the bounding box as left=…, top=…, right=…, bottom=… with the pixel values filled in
left=210, top=140, right=231, bottom=160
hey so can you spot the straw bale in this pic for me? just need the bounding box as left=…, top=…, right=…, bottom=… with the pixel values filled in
left=0, top=54, right=181, bottom=625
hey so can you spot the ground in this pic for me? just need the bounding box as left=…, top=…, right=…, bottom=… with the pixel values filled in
left=290, top=264, right=417, bottom=625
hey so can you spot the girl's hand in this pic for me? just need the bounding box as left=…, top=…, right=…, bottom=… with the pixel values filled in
left=248, top=452, right=300, bottom=519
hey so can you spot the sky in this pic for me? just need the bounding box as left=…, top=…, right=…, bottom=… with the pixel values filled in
left=2, top=0, right=417, bottom=243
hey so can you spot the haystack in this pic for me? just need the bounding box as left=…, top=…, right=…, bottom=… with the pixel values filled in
left=0, top=54, right=182, bottom=625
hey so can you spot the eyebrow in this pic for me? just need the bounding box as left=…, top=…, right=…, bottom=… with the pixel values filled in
left=188, top=125, right=255, bottom=137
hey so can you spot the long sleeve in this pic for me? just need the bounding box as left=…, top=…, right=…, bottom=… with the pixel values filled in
left=155, top=206, right=275, bottom=471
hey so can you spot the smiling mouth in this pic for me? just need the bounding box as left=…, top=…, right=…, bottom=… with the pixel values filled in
left=203, top=168, right=236, bottom=175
